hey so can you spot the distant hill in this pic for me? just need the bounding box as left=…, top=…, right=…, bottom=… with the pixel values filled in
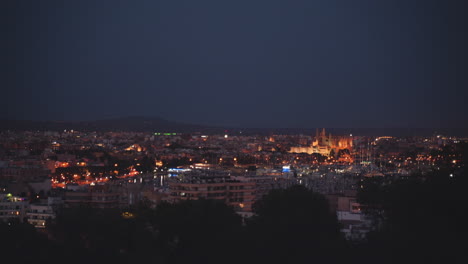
left=236, top=127, right=468, bottom=137
left=0, top=117, right=467, bottom=137
left=0, top=116, right=217, bottom=133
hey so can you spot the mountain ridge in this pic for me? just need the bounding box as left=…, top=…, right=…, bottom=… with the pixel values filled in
left=0, top=116, right=211, bottom=133
left=1, top=116, right=467, bottom=137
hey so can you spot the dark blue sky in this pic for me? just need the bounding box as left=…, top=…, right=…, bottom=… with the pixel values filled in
left=2, top=0, right=467, bottom=128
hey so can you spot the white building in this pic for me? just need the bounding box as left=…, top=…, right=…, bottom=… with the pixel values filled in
left=27, top=204, right=54, bottom=228
left=336, top=195, right=371, bottom=240
left=0, top=193, right=29, bottom=223
left=27, top=197, right=62, bottom=228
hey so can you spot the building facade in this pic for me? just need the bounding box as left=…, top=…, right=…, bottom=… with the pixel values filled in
left=169, top=175, right=256, bottom=212
left=289, top=128, right=353, bottom=157
left=0, top=193, right=29, bottom=223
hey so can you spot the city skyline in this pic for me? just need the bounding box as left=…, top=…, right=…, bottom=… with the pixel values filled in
left=2, top=1, right=468, bottom=262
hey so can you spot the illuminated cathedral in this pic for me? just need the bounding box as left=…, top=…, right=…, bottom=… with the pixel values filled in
left=289, top=128, right=353, bottom=157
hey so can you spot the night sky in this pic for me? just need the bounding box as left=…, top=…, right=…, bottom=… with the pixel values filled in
left=2, top=0, right=467, bottom=128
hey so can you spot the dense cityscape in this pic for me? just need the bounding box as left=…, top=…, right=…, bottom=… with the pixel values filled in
left=4, top=0, right=468, bottom=263
left=1, top=126, right=467, bottom=263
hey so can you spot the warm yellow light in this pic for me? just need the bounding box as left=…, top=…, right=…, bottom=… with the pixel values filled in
left=122, top=212, right=135, bottom=219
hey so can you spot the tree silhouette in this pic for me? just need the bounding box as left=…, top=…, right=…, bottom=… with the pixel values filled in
left=246, top=185, right=345, bottom=264
left=358, top=169, right=468, bottom=264
left=48, top=207, right=160, bottom=264
left=151, top=199, right=243, bottom=264
left=0, top=221, right=57, bottom=263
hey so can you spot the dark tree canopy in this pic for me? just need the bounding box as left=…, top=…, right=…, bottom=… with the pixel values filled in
left=247, top=185, right=345, bottom=264
left=358, top=169, right=468, bottom=264
left=151, top=199, right=243, bottom=264
left=48, top=207, right=160, bottom=264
